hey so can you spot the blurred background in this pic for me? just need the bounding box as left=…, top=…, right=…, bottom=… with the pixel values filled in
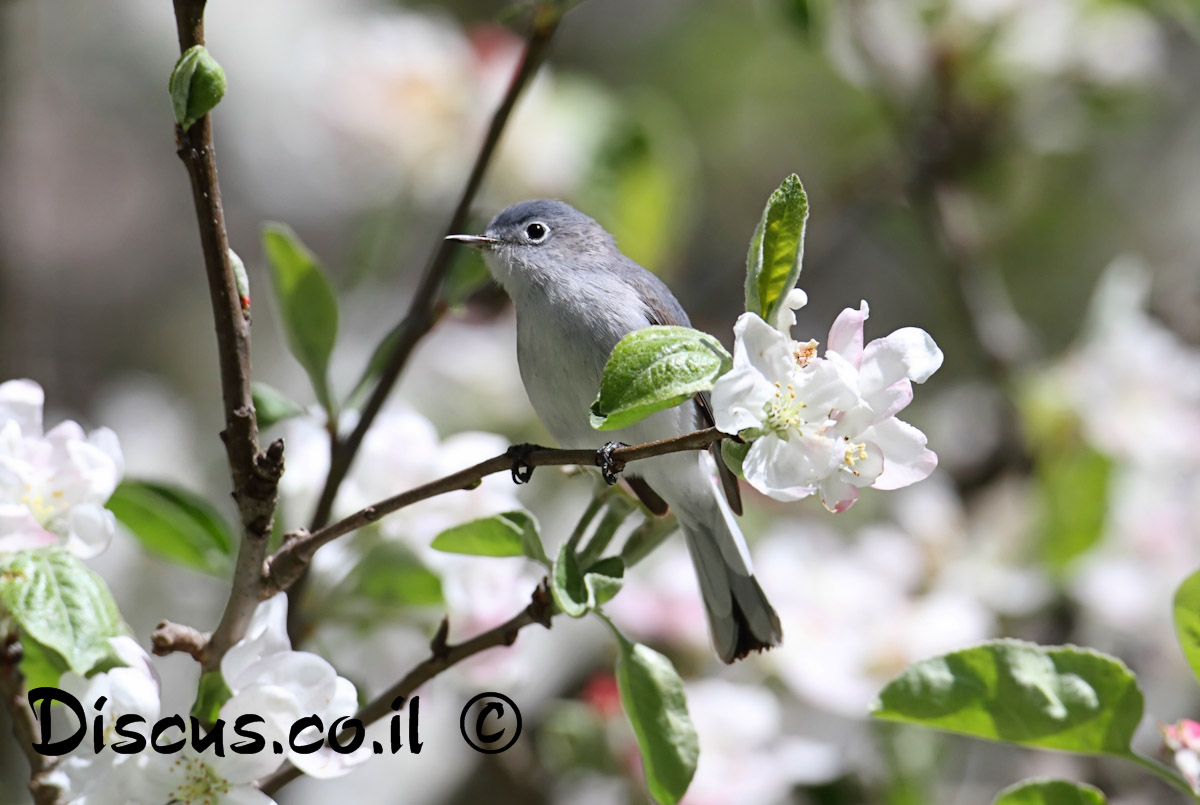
left=3, top=0, right=1200, bottom=802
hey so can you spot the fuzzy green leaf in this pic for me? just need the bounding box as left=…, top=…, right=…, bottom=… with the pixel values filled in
left=590, top=326, right=731, bottom=431
left=0, top=550, right=124, bottom=675
left=744, top=174, right=808, bottom=324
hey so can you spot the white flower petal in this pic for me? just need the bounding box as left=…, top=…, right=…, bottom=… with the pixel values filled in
left=64, top=504, right=115, bottom=558
left=865, top=418, right=938, bottom=490
left=743, top=435, right=841, bottom=501
left=220, top=788, right=280, bottom=805
left=0, top=379, right=44, bottom=437
left=222, top=594, right=292, bottom=691
left=826, top=300, right=869, bottom=368
left=733, top=313, right=796, bottom=381
left=860, top=328, right=943, bottom=392
left=710, top=366, right=773, bottom=433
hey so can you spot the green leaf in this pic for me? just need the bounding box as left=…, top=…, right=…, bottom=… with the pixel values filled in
left=872, top=640, right=1143, bottom=757
left=252, top=382, right=305, bottom=430
left=17, top=634, right=70, bottom=691
left=168, top=45, right=227, bottom=131
left=431, top=511, right=547, bottom=565
left=614, top=633, right=698, bottom=804
left=1172, top=568, right=1200, bottom=685
left=552, top=548, right=626, bottom=617
left=993, top=779, right=1107, bottom=805
left=262, top=223, right=339, bottom=412
left=552, top=542, right=589, bottom=618
left=0, top=550, right=124, bottom=675
left=1037, top=446, right=1111, bottom=571
left=590, top=326, right=732, bottom=431
left=339, top=542, right=443, bottom=613
left=106, top=481, right=235, bottom=576
left=190, top=671, right=233, bottom=726
left=744, top=174, right=808, bottom=325
left=720, top=439, right=751, bottom=479
left=584, top=556, right=625, bottom=607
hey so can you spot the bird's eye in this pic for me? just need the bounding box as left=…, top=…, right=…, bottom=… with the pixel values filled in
left=525, top=222, right=548, bottom=242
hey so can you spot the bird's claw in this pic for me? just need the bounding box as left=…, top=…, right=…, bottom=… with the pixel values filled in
left=598, top=441, right=628, bottom=485
left=507, top=443, right=538, bottom=485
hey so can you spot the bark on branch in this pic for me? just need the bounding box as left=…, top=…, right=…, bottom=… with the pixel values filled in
left=262, top=427, right=725, bottom=596
left=170, top=0, right=284, bottom=672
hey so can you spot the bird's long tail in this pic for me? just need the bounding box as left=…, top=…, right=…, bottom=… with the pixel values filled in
left=673, top=476, right=782, bottom=663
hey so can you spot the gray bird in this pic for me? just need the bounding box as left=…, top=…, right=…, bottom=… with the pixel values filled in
left=448, top=200, right=781, bottom=662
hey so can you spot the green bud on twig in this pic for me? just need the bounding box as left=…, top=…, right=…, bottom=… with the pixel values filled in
left=228, top=247, right=250, bottom=316
left=169, top=45, right=227, bottom=131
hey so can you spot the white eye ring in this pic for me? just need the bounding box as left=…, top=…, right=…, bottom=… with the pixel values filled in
left=524, top=222, right=549, bottom=242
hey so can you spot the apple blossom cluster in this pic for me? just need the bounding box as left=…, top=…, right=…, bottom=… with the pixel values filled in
left=47, top=594, right=363, bottom=805
left=1162, top=720, right=1200, bottom=794
left=710, top=297, right=943, bottom=512
left=0, top=379, right=124, bottom=557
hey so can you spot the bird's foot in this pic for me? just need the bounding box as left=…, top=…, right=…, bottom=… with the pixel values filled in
left=506, top=443, right=539, bottom=485
left=597, top=441, right=628, bottom=485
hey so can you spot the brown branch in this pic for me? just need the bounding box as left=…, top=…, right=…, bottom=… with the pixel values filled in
left=263, top=427, right=725, bottom=597
left=150, top=620, right=211, bottom=663
left=307, top=7, right=564, bottom=532
left=1, top=636, right=59, bottom=805
left=258, top=581, right=555, bottom=796
left=170, top=0, right=284, bottom=672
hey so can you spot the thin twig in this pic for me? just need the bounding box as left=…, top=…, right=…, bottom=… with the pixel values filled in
left=170, top=0, right=284, bottom=672
left=307, top=7, right=563, bottom=532
left=1, top=635, right=58, bottom=805
left=150, top=620, right=211, bottom=663
left=257, top=581, right=555, bottom=795
left=262, top=427, right=724, bottom=597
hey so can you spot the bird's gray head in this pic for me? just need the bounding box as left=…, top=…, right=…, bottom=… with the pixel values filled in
left=446, top=200, right=617, bottom=293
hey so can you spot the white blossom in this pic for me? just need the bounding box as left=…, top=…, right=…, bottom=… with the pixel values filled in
left=220, top=593, right=369, bottom=780
left=46, top=637, right=160, bottom=804
left=710, top=307, right=941, bottom=510
left=0, top=379, right=124, bottom=556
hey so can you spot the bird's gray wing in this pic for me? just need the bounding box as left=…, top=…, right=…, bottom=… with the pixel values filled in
left=629, top=261, right=744, bottom=516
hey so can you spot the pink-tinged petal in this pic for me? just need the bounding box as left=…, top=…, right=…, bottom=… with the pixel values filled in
left=865, top=379, right=914, bottom=423
left=865, top=418, right=938, bottom=490
left=826, top=300, right=869, bottom=369
left=0, top=504, right=57, bottom=552
left=860, top=328, right=944, bottom=394
left=818, top=475, right=859, bottom=513
left=0, top=379, right=44, bottom=438
left=1183, top=720, right=1200, bottom=751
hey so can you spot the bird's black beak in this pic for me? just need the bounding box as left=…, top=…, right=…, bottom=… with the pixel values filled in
left=444, top=234, right=498, bottom=249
